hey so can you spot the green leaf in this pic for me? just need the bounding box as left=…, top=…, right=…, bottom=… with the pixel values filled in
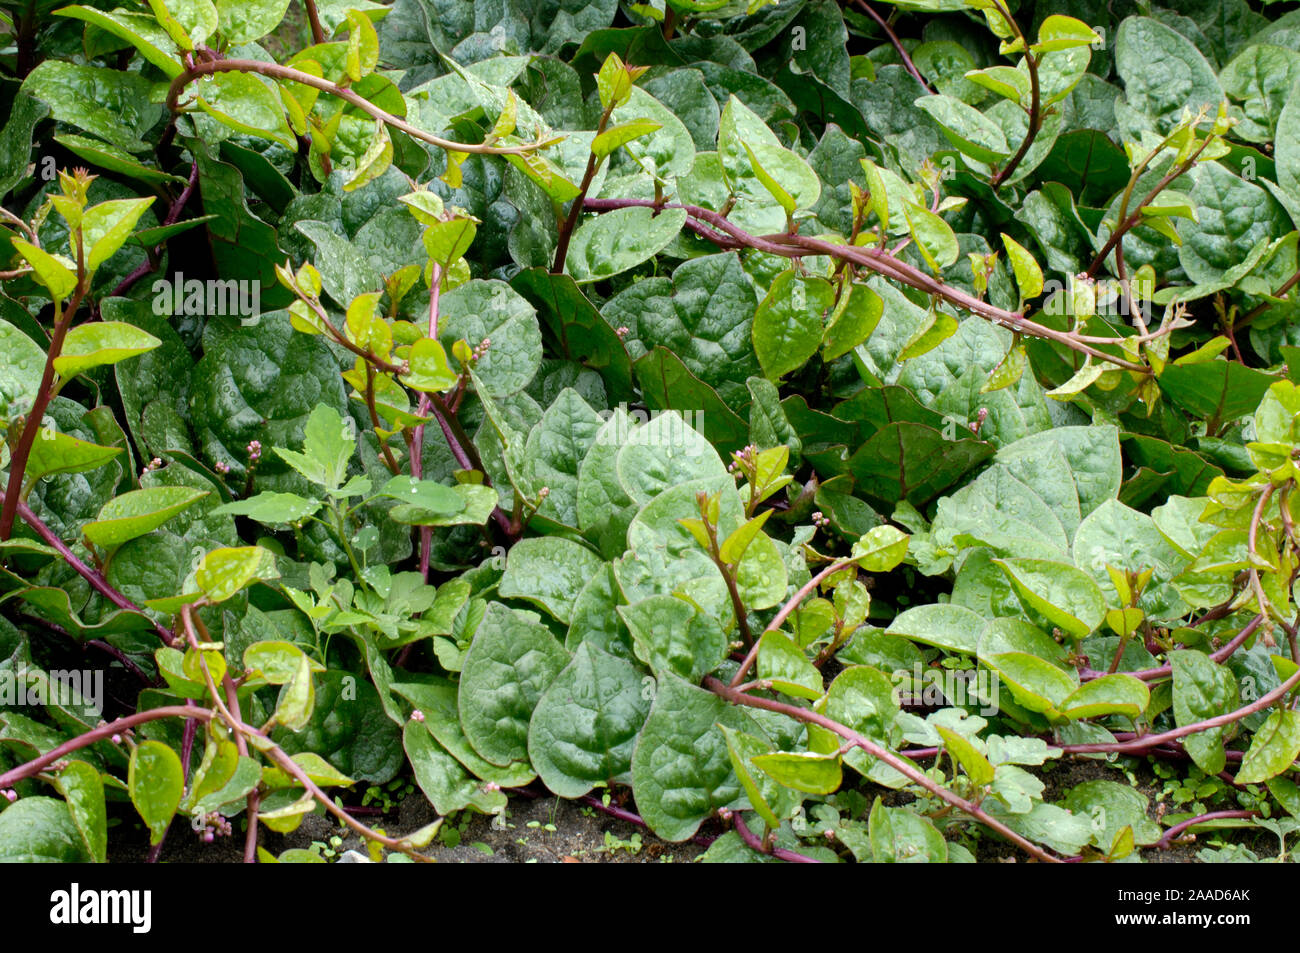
left=0, top=797, right=91, bottom=862
left=498, top=536, right=604, bottom=624
left=11, top=239, right=77, bottom=300
left=0, top=319, right=49, bottom=419
left=25, top=429, right=123, bottom=484
left=1035, top=15, right=1100, bottom=52
left=868, top=797, right=948, bottom=862
left=1157, top=361, right=1279, bottom=424
left=522, top=387, right=604, bottom=529
left=753, top=269, right=834, bottom=381
left=54, top=7, right=180, bottom=77
left=903, top=204, right=959, bottom=272
left=274, top=653, right=316, bottom=731
left=191, top=755, right=261, bottom=813
left=756, top=630, right=823, bottom=700
left=618, top=594, right=729, bottom=682
left=936, top=724, right=994, bottom=786
left=82, top=486, right=208, bottom=548
left=1179, top=161, right=1290, bottom=286
left=53, top=760, right=107, bottom=863
left=718, top=94, right=820, bottom=212
left=438, top=280, right=541, bottom=398
left=271, top=671, right=401, bottom=783
left=195, top=71, right=297, bottom=149
left=994, top=557, right=1106, bottom=639
left=1237, top=709, right=1300, bottom=784
left=602, top=251, right=759, bottom=405
left=1000, top=233, right=1043, bottom=302
left=148, top=0, right=218, bottom=48
left=189, top=313, right=348, bottom=478
left=376, top=475, right=464, bottom=516
left=403, top=722, right=508, bottom=817
left=852, top=525, right=909, bottom=572
left=1059, top=674, right=1150, bottom=721
left=722, top=726, right=798, bottom=831
left=1114, top=17, right=1224, bottom=134
left=392, top=680, right=535, bottom=789
left=21, top=61, right=161, bottom=153
left=984, top=652, right=1077, bottom=715
left=752, top=751, right=842, bottom=795
left=215, top=0, right=291, bottom=44
left=564, top=206, right=687, bottom=284
left=54, top=321, right=161, bottom=378
left=128, top=740, right=184, bottom=846
left=82, top=198, right=157, bottom=273
left=527, top=643, right=652, bottom=798
left=630, top=674, right=754, bottom=842
left=1063, top=779, right=1161, bottom=849
left=214, top=491, right=321, bottom=524
left=194, top=545, right=279, bottom=603
left=886, top=603, right=984, bottom=656
left=458, top=603, right=570, bottom=766
left=592, top=119, right=662, bottom=159
left=243, top=640, right=324, bottom=686
left=914, top=95, right=1009, bottom=163
left=273, top=403, right=355, bottom=491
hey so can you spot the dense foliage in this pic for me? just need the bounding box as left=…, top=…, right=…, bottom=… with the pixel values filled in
left=3, top=0, right=1300, bottom=864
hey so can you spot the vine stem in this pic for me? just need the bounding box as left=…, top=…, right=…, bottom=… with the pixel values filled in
left=0, top=706, right=209, bottom=788
left=165, top=59, right=549, bottom=156
left=552, top=99, right=616, bottom=275
left=180, top=606, right=262, bottom=862
left=581, top=198, right=1148, bottom=372
left=1078, top=613, right=1263, bottom=682
left=410, top=264, right=443, bottom=581
left=12, top=500, right=176, bottom=645
left=987, top=1, right=1040, bottom=188
left=0, top=273, right=88, bottom=541
left=731, top=556, right=862, bottom=687
left=1086, top=134, right=1215, bottom=279
left=1061, top=663, right=1300, bottom=756
left=1237, top=267, right=1300, bottom=330
left=1247, top=483, right=1279, bottom=645
left=302, top=0, right=325, bottom=45
left=110, top=161, right=200, bottom=299
left=851, top=0, right=932, bottom=94
left=1152, top=810, right=1261, bottom=851
left=732, top=813, right=823, bottom=863
left=705, top=677, right=1066, bottom=862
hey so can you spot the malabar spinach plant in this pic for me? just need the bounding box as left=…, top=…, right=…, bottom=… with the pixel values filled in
left=3, top=0, right=1300, bottom=864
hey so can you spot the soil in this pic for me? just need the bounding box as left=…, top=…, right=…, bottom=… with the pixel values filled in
left=110, top=790, right=709, bottom=864
left=107, top=753, right=1274, bottom=863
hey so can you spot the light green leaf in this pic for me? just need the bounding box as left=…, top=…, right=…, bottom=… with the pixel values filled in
left=53, top=321, right=161, bottom=378
left=129, top=740, right=184, bottom=845
left=82, top=486, right=208, bottom=548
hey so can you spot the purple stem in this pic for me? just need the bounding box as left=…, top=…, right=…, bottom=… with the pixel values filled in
left=1153, top=810, right=1261, bottom=851
left=15, top=500, right=174, bottom=646
left=111, top=162, right=201, bottom=299
left=732, top=813, right=823, bottom=863
left=1079, top=614, right=1262, bottom=683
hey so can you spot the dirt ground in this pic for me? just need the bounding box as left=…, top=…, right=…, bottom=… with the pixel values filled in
left=111, top=789, right=708, bottom=864
left=105, top=753, right=1277, bottom=864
